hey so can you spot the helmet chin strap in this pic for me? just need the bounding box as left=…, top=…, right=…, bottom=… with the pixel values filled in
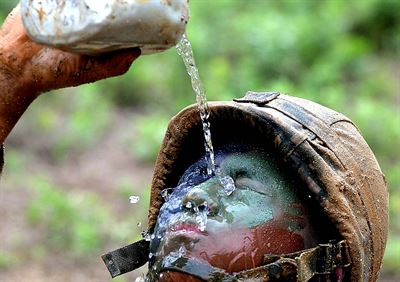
left=148, top=240, right=351, bottom=282
left=102, top=239, right=350, bottom=281
left=149, top=254, right=234, bottom=281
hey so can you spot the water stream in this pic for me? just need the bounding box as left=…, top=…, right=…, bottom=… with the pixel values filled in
left=176, top=34, right=216, bottom=176
left=176, top=34, right=236, bottom=196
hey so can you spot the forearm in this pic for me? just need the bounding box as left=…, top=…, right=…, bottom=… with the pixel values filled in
left=0, top=5, right=40, bottom=144
left=0, top=74, right=38, bottom=144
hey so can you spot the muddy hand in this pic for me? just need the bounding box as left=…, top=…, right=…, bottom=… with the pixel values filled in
left=0, top=4, right=141, bottom=95
left=0, top=4, right=140, bottom=144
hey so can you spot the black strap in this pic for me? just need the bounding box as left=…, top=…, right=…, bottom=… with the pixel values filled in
left=153, top=253, right=297, bottom=281
left=102, top=239, right=149, bottom=278
left=102, top=238, right=350, bottom=281
left=149, top=241, right=350, bottom=282
left=154, top=255, right=235, bottom=282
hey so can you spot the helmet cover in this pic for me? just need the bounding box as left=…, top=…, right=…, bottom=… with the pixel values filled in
left=148, top=92, right=388, bottom=281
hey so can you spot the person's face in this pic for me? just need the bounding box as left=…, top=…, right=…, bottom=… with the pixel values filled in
left=149, top=148, right=317, bottom=277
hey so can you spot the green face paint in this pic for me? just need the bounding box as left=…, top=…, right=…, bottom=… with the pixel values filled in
left=216, top=151, right=299, bottom=228
left=149, top=147, right=319, bottom=277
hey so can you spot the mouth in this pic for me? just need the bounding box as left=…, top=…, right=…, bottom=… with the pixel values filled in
left=168, top=222, right=207, bottom=236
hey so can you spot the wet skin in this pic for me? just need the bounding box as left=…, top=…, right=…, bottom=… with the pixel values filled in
left=150, top=148, right=318, bottom=280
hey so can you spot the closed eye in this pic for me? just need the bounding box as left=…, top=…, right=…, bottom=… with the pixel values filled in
left=233, top=170, right=249, bottom=179
left=235, top=177, right=273, bottom=197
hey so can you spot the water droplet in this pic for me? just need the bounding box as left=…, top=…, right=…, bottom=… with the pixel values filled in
left=163, top=244, right=187, bottom=265
left=141, top=230, right=148, bottom=238
left=142, top=231, right=152, bottom=242
left=129, top=195, right=140, bottom=204
left=134, top=276, right=146, bottom=282
left=219, top=175, right=236, bottom=196
left=161, top=188, right=173, bottom=201
left=178, top=245, right=186, bottom=257
left=185, top=201, right=193, bottom=209
left=195, top=210, right=208, bottom=232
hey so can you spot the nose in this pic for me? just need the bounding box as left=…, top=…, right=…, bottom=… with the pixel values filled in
left=181, top=178, right=220, bottom=215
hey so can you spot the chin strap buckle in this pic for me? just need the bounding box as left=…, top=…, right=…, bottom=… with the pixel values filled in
left=314, top=240, right=351, bottom=275
left=260, top=240, right=351, bottom=282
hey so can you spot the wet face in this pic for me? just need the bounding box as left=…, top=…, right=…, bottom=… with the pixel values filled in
left=149, top=147, right=318, bottom=279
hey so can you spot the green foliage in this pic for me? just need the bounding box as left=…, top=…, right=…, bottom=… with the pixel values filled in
left=129, top=114, right=169, bottom=163
left=0, top=251, right=17, bottom=269
left=27, top=177, right=112, bottom=256
left=51, top=86, right=113, bottom=162
left=383, top=235, right=400, bottom=272
left=115, top=180, right=152, bottom=243
left=16, top=86, right=113, bottom=162
left=2, top=149, right=27, bottom=176
left=0, top=1, right=16, bottom=19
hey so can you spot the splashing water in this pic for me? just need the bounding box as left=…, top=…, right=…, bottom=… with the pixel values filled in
left=185, top=201, right=193, bottom=209
left=176, top=34, right=216, bottom=176
left=142, top=230, right=152, bottom=241
left=219, top=175, right=236, bottom=196
left=129, top=195, right=140, bottom=204
left=156, top=244, right=187, bottom=269
left=161, top=188, right=174, bottom=201
left=134, top=274, right=146, bottom=282
left=195, top=204, right=209, bottom=232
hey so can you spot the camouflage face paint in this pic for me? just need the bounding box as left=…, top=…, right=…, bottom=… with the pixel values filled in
left=150, top=148, right=317, bottom=276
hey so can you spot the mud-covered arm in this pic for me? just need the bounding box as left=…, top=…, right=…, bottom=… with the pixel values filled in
left=0, top=4, right=140, bottom=145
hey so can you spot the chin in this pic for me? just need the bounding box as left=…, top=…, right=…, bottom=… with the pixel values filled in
left=156, top=230, right=201, bottom=256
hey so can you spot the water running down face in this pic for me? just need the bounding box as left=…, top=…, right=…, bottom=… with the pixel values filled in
left=149, top=147, right=320, bottom=280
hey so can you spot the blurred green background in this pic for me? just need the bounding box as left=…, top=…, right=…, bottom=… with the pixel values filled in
left=0, top=0, right=399, bottom=281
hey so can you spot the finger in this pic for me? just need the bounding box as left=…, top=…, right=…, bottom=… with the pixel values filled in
left=0, top=4, right=24, bottom=40
left=32, top=47, right=141, bottom=91
left=78, top=48, right=141, bottom=84
left=0, top=3, right=43, bottom=70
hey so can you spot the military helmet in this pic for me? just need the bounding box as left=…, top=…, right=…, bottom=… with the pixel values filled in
left=147, top=92, right=388, bottom=281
